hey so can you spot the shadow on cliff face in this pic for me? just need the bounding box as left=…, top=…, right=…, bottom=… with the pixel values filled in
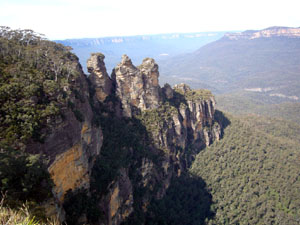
left=63, top=106, right=231, bottom=224
left=214, top=110, right=231, bottom=132
left=123, top=173, right=214, bottom=225
left=64, top=76, right=230, bottom=224
left=121, top=111, right=232, bottom=225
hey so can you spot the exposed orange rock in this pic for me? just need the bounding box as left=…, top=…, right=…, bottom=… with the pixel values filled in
left=48, top=144, right=89, bottom=201
left=110, top=186, right=120, bottom=219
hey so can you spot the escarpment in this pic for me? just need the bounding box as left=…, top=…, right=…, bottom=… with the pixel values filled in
left=0, top=28, right=103, bottom=223
left=224, top=26, right=300, bottom=40
left=24, top=50, right=103, bottom=220
left=24, top=51, right=222, bottom=224
left=0, top=27, right=222, bottom=225
left=85, top=53, right=222, bottom=224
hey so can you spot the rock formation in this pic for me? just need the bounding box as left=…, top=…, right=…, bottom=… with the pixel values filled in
left=25, top=54, right=103, bottom=220
left=111, top=55, right=160, bottom=117
left=162, top=83, right=174, bottom=99
left=88, top=53, right=112, bottom=102
left=88, top=54, right=222, bottom=224
left=14, top=49, right=222, bottom=224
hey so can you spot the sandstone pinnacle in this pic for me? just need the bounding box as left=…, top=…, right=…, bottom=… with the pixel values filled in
left=87, top=53, right=112, bottom=102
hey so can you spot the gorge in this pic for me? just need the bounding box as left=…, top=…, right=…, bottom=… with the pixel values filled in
left=0, top=27, right=222, bottom=225
left=2, top=27, right=300, bottom=225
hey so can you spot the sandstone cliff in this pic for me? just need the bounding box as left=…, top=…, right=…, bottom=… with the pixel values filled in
left=85, top=54, right=222, bottom=225
left=87, top=53, right=112, bottom=102
left=111, top=55, right=161, bottom=117
left=225, top=26, right=300, bottom=40
left=21, top=50, right=103, bottom=220
left=1, top=29, right=221, bottom=224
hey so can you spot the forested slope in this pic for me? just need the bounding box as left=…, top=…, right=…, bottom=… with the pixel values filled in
left=191, top=114, right=300, bottom=225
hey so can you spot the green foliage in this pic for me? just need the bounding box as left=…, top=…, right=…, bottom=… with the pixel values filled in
left=0, top=27, right=87, bottom=223
left=240, top=115, right=300, bottom=144
left=0, top=147, right=53, bottom=206
left=217, top=92, right=300, bottom=124
left=137, top=102, right=177, bottom=135
left=0, top=145, right=54, bottom=223
left=0, top=148, right=53, bottom=204
left=174, top=88, right=213, bottom=101
left=0, top=27, right=82, bottom=147
left=190, top=114, right=300, bottom=225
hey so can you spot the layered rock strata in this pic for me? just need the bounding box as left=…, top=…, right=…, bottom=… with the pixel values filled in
left=28, top=52, right=222, bottom=224
left=88, top=54, right=222, bottom=224
left=111, top=55, right=160, bottom=117
left=87, top=53, right=112, bottom=102
left=26, top=56, right=103, bottom=220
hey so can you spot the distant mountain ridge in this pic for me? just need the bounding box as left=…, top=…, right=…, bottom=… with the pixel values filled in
left=224, top=26, right=300, bottom=40
left=55, top=31, right=227, bottom=73
left=159, top=26, right=300, bottom=102
left=58, top=32, right=224, bottom=46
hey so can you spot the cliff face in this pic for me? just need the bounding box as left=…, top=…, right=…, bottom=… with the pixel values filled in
left=1, top=27, right=221, bottom=224
left=87, top=53, right=112, bottom=102
left=86, top=54, right=222, bottom=224
left=225, top=26, right=300, bottom=40
left=111, top=55, right=160, bottom=117
left=24, top=56, right=103, bottom=220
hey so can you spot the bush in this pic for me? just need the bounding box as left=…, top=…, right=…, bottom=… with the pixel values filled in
left=0, top=146, right=53, bottom=207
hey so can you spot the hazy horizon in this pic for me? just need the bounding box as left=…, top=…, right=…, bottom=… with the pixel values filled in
left=1, top=0, right=300, bottom=40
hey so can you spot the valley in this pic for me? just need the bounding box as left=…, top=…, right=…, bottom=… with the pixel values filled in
left=1, top=26, right=300, bottom=225
left=56, top=32, right=227, bottom=74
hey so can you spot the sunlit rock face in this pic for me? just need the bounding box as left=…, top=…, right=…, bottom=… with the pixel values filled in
left=30, top=49, right=222, bottom=224
left=111, top=55, right=161, bottom=117
left=87, top=53, right=112, bottom=102
left=24, top=56, right=103, bottom=221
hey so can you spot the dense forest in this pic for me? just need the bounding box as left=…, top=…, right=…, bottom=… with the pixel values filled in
left=216, top=92, right=300, bottom=124
left=1, top=27, right=300, bottom=225
left=191, top=114, right=300, bottom=225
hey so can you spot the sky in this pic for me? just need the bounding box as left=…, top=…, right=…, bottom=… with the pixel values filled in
left=1, top=0, right=300, bottom=40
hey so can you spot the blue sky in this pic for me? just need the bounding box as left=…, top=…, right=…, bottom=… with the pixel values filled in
left=1, top=0, right=300, bottom=40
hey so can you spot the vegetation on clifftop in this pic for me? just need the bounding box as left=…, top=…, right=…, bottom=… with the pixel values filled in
left=0, top=26, right=83, bottom=148
left=2, top=26, right=300, bottom=225
left=0, top=27, right=85, bottom=223
left=174, top=87, right=213, bottom=101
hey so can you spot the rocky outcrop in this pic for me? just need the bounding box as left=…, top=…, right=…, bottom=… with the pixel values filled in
left=27, top=51, right=221, bottom=224
left=162, top=83, right=174, bottom=99
left=0, top=29, right=223, bottom=225
left=174, top=83, right=221, bottom=145
left=88, top=55, right=222, bottom=224
left=88, top=53, right=112, bottom=102
left=107, top=168, right=133, bottom=225
left=26, top=57, right=103, bottom=221
left=111, top=55, right=160, bottom=117
left=225, top=26, right=300, bottom=40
